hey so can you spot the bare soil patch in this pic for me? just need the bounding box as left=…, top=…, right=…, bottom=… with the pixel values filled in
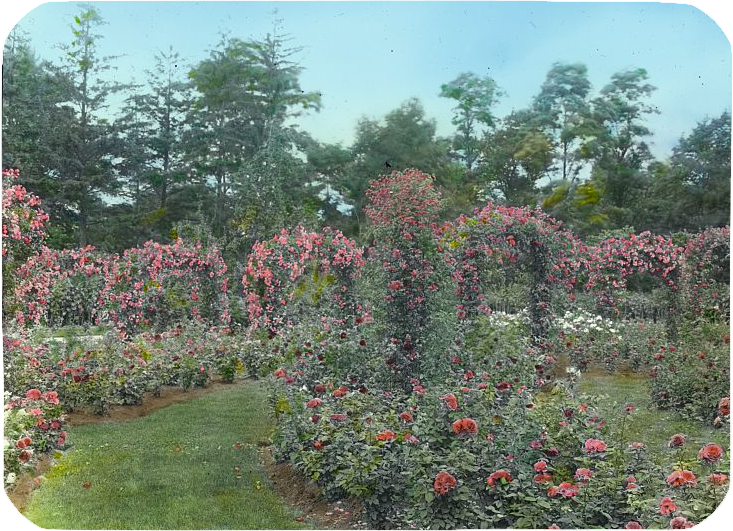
left=260, top=445, right=363, bottom=529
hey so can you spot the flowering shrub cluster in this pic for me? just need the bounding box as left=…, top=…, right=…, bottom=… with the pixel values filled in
left=4, top=387, right=67, bottom=486
left=679, top=226, right=730, bottom=320
left=257, top=171, right=729, bottom=529
left=12, top=239, right=230, bottom=333
left=242, top=226, right=364, bottom=333
left=648, top=321, right=730, bottom=423
left=364, top=169, right=454, bottom=390
left=2, top=169, right=50, bottom=315
left=271, top=361, right=729, bottom=528
left=440, top=203, right=577, bottom=346
left=550, top=310, right=667, bottom=373
left=1, top=169, right=49, bottom=263
left=3, top=321, right=245, bottom=416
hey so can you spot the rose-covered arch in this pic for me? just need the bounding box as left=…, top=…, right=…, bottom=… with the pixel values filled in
left=100, top=239, right=230, bottom=334
left=440, top=203, right=577, bottom=347
left=242, top=226, right=364, bottom=333
left=680, top=226, right=730, bottom=319
left=581, top=232, right=684, bottom=339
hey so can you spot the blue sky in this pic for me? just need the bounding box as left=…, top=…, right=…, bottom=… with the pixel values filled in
left=6, top=1, right=732, bottom=159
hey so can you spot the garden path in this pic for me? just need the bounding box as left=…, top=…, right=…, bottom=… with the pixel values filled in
left=18, top=382, right=332, bottom=529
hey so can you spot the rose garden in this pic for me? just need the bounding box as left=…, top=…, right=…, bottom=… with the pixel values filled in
left=1, top=165, right=729, bottom=529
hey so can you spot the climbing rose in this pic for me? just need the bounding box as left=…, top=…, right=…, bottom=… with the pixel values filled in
left=534, top=460, right=548, bottom=472
left=659, top=496, right=678, bottom=515
left=534, top=473, right=553, bottom=484
left=487, top=469, right=513, bottom=488
left=376, top=429, right=396, bottom=441
left=434, top=471, right=457, bottom=494
left=698, top=443, right=723, bottom=463
left=574, top=468, right=592, bottom=482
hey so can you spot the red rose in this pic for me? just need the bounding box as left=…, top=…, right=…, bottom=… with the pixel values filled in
left=273, top=368, right=286, bottom=378
left=434, top=471, right=457, bottom=494
left=668, top=433, right=686, bottom=448
left=666, top=470, right=697, bottom=487
left=452, top=418, right=478, bottom=436
left=670, top=516, right=695, bottom=529
left=625, top=522, right=642, bottom=529
left=534, top=460, right=548, bottom=472
left=399, top=411, right=413, bottom=422
left=574, top=468, right=592, bottom=482
left=19, top=450, right=31, bottom=462
left=659, top=496, right=678, bottom=515
left=698, top=443, right=724, bottom=463
left=584, top=438, right=607, bottom=453
left=313, top=440, right=323, bottom=450
left=533, top=473, right=553, bottom=484
left=709, top=473, right=728, bottom=486
left=25, top=388, right=42, bottom=399
left=376, top=429, right=396, bottom=441
left=487, top=469, right=513, bottom=488
left=307, top=398, right=322, bottom=408
left=557, top=481, right=579, bottom=497
left=441, top=393, right=458, bottom=410
left=719, top=396, right=730, bottom=416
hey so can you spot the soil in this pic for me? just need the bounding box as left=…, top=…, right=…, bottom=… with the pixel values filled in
left=260, top=446, right=363, bottom=529
left=6, top=454, right=54, bottom=513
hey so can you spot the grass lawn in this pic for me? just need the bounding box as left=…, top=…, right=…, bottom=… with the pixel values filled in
left=580, top=374, right=729, bottom=457
left=22, top=382, right=309, bottom=530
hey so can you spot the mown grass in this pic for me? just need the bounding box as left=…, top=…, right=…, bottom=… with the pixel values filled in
left=22, top=382, right=309, bottom=529
left=580, top=374, right=729, bottom=456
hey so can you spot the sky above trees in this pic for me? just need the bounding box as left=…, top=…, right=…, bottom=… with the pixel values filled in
left=6, top=1, right=731, bottom=160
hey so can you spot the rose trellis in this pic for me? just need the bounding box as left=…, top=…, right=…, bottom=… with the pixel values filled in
left=580, top=232, right=684, bottom=340
left=363, top=169, right=446, bottom=390
left=242, top=225, right=364, bottom=333
left=100, top=239, right=231, bottom=334
left=441, top=203, right=577, bottom=348
left=679, top=226, right=730, bottom=319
